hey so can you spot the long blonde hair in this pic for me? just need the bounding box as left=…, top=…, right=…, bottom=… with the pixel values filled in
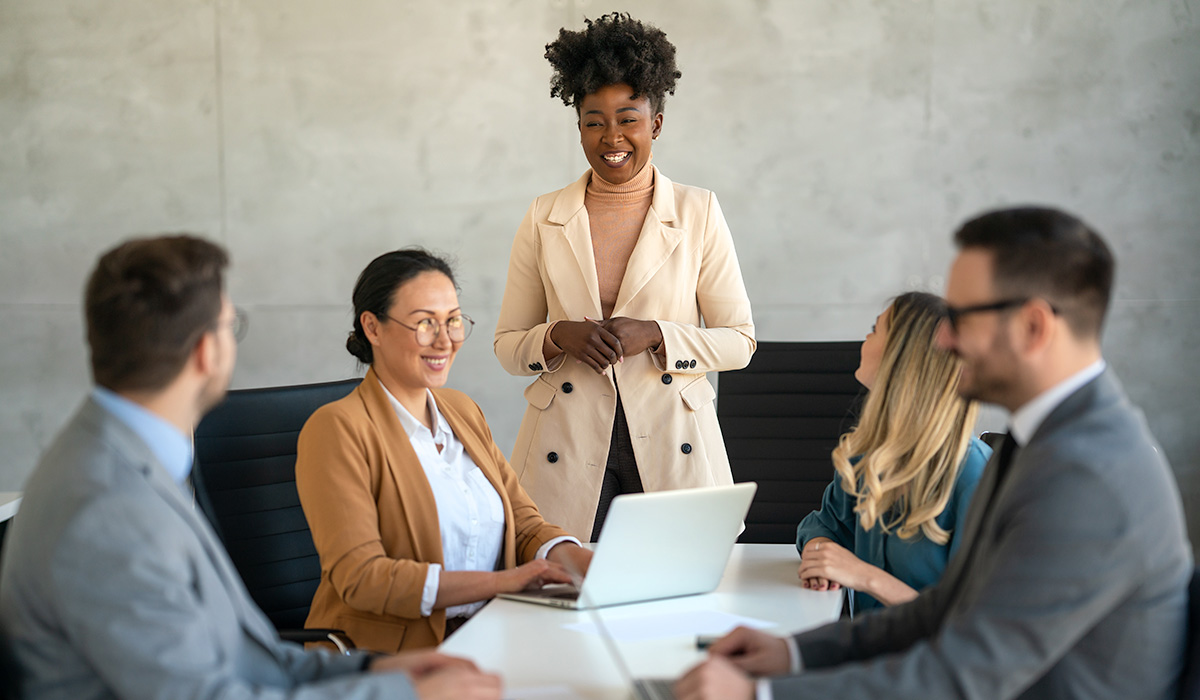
left=833, top=292, right=978, bottom=545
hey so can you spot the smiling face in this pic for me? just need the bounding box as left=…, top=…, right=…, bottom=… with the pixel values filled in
left=578, top=83, right=662, bottom=185
left=855, top=304, right=892, bottom=390
left=362, top=271, right=462, bottom=413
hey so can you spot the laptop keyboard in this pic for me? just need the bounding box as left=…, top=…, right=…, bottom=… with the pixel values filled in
left=633, top=678, right=676, bottom=700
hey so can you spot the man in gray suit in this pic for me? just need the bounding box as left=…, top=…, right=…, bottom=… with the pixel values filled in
left=676, top=207, right=1192, bottom=700
left=0, top=236, right=502, bottom=700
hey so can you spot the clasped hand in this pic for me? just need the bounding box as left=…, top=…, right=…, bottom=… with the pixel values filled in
left=798, top=538, right=863, bottom=592
left=550, top=317, right=663, bottom=375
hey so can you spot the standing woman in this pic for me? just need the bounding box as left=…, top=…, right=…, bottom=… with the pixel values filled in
left=494, top=13, right=756, bottom=541
left=796, top=292, right=990, bottom=614
left=297, top=249, right=590, bottom=653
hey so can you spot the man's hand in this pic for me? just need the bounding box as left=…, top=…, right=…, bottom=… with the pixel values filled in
left=412, top=665, right=503, bottom=700
left=675, top=655, right=755, bottom=700
left=368, top=650, right=478, bottom=677
left=705, top=626, right=791, bottom=676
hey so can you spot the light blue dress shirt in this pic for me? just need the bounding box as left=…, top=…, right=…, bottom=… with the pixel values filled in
left=91, top=386, right=194, bottom=486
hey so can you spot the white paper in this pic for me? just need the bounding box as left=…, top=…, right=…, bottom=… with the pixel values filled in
left=562, top=609, right=775, bottom=643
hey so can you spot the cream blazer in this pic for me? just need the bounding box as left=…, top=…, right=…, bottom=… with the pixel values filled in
left=494, top=166, right=756, bottom=538
left=295, top=368, right=569, bottom=653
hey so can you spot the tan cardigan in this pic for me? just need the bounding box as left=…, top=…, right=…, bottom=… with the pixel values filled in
left=295, top=368, right=569, bottom=652
left=494, top=166, right=757, bottom=538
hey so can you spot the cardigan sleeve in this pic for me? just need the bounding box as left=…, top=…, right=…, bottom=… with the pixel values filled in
left=796, top=475, right=858, bottom=554
left=295, top=404, right=431, bottom=621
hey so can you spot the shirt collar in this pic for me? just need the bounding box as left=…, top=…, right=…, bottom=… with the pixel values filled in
left=378, top=381, right=451, bottom=445
left=1009, top=359, right=1106, bottom=446
left=91, top=386, right=194, bottom=485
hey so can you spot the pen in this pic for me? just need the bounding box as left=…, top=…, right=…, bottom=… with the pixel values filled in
left=695, top=634, right=722, bottom=650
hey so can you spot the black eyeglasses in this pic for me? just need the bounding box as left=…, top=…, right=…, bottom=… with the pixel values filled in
left=944, top=298, right=1057, bottom=332
left=381, top=313, right=474, bottom=347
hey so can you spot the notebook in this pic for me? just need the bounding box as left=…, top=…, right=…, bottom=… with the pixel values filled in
left=499, top=482, right=757, bottom=609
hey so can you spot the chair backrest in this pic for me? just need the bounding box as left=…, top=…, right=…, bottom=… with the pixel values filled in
left=1181, top=566, right=1200, bottom=700
left=717, top=341, right=864, bottom=543
left=192, top=378, right=360, bottom=631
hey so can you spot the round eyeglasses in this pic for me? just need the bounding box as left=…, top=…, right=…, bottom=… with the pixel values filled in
left=381, top=313, right=474, bottom=346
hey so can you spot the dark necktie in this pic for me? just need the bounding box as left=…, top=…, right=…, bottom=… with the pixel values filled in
left=991, top=432, right=1019, bottom=490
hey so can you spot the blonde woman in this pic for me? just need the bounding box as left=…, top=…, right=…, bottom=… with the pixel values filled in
left=796, top=292, right=991, bottom=613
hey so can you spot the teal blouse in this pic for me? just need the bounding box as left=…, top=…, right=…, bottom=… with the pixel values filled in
left=795, top=437, right=991, bottom=614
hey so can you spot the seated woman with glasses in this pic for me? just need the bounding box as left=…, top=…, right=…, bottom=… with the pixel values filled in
left=795, top=292, right=991, bottom=614
left=296, top=248, right=592, bottom=653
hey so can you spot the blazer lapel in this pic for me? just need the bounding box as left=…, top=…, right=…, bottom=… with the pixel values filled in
left=542, top=171, right=603, bottom=319
left=612, top=167, right=684, bottom=316
left=434, top=391, right=518, bottom=569
left=359, top=369, right=446, bottom=565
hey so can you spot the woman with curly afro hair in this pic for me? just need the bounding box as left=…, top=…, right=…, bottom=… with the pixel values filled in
left=494, top=13, right=756, bottom=541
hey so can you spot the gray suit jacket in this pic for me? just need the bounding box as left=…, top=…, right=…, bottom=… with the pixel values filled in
left=774, top=370, right=1192, bottom=699
left=0, top=398, right=418, bottom=700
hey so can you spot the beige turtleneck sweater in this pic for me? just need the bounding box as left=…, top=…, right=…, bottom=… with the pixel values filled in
left=585, top=163, right=655, bottom=320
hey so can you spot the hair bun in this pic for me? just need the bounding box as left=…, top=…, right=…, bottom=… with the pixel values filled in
left=346, top=330, right=373, bottom=364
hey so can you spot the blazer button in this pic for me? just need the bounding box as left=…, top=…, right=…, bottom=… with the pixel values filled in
left=661, top=374, right=672, bottom=385
left=681, top=443, right=692, bottom=454
left=547, top=451, right=559, bottom=463
left=689, top=359, right=697, bottom=369
left=674, top=360, right=683, bottom=369
left=562, top=382, right=573, bottom=394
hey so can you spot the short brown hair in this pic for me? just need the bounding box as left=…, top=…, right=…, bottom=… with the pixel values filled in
left=954, top=206, right=1114, bottom=340
left=85, top=235, right=229, bottom=392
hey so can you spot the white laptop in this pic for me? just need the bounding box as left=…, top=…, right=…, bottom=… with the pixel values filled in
left=499, top=482, right=757, bottom=609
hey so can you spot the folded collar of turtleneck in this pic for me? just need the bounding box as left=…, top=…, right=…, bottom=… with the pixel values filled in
left=588, top=160, right=655, bottom=201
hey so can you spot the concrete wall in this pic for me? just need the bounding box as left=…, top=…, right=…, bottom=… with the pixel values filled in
left=3, top=0, right=1198, bottom=546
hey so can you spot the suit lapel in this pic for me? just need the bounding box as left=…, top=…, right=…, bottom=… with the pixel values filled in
left=543, top=171, right=603, bottom=319
left=941, top=372, right=1110, bottom=600
left=611, top=167, right=683, bottom=317
left=359, top=369, right=446, bottom=566
left=86, top=400, right=280, bottom=651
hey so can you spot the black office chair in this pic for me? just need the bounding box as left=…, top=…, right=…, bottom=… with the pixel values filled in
left=717, top=341, right=864, bottom=543
left=1180, top=566, right=1200, bottom=700
left=192, top=378, right=361, bottom=651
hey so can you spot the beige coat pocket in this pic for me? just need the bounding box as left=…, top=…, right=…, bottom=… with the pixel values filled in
left=679, top=376, right=716, bottom=411
left=523, top=376, right=557, bottom=410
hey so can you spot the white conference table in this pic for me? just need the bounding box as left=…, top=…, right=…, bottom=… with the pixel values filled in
left=0, top=492, right=20, bottom=523
left=441, top=543, right=842, bottom=699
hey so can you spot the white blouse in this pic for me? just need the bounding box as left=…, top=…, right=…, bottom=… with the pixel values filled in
left=380, top=383, right=576, bottom=619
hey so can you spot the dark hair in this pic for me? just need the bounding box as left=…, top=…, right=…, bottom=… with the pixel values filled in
left=85, top=235, right=228, bottom=392
left=953, top=206, right=1114, bottom=340
left=347, top=248, right=457, bottom=365
left=545, top=12, right=681, bottom=114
